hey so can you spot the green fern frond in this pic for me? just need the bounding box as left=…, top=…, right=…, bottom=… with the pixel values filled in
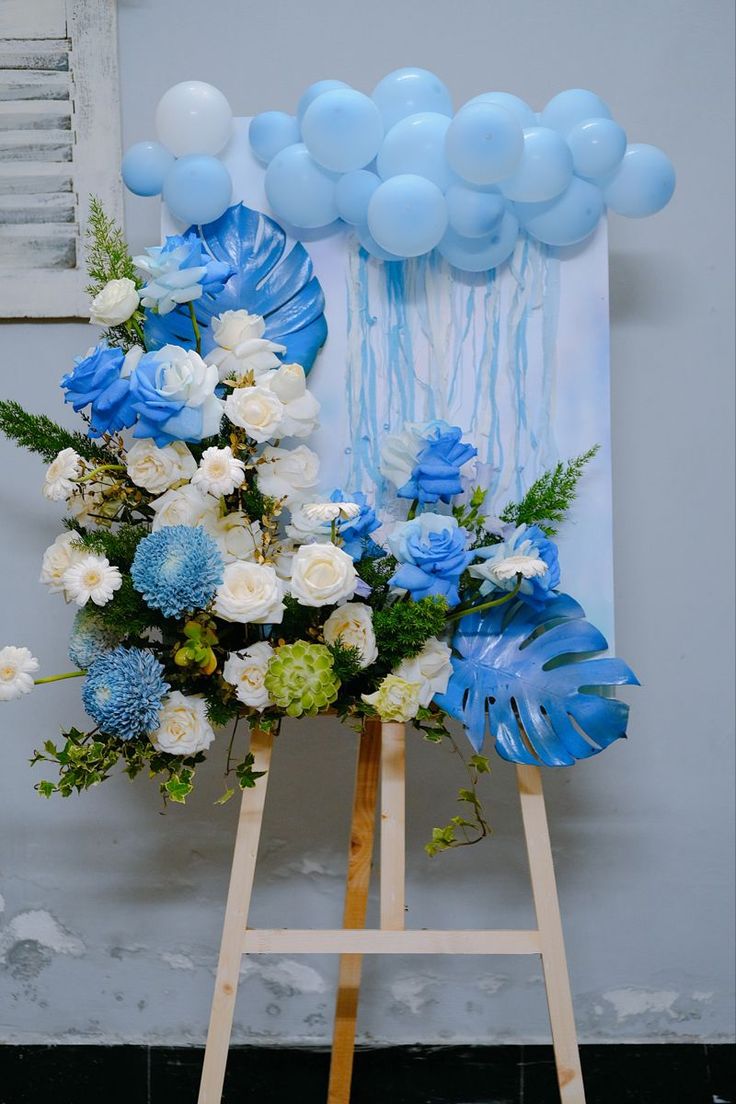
left=0, top=400, right=118, bottom=465
left=500, top=446, right=600, bottom=535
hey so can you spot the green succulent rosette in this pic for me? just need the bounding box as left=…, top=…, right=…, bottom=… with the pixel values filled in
left=264, top=641, right=340, bottom=717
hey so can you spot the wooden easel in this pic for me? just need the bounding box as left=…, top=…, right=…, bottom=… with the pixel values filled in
left=197, top=720, right=586, bottom=1104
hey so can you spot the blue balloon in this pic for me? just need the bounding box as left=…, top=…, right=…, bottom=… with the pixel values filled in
left=264, top=143, right=338, bottom=229
left=467, top=91, right=537, bottom=129
left=446, top=101, right=523, bottom=185
left=121, top=141, right=174, bottom=197
left=371, top=68, right=453, bottom=131
left=336, top=170, right=381, bottom=225
left=445, top=182, right=505, bottom=238
left=602, top=144, right=675, bottom=218
left=567, top=117, right=626, bottom=180
left=368, top=175, right=448, bottom=258
left=356, top=225, right=403, bottom=261
left=516, top=177, right=604, bottom=246
left=302, top=89, right=383, bottom=172
left=377, top=112, right=453, bottom=190
left=297, top=79, right=351, bottom=122
left=540, top=88, right=612, bottom=135
left=249, top=112, right=300, bottom=165
left=499, top=127, right=573, bottom=202
left=437, top=210, right=520, bottom=272
left=162, top=155, right=232, bottom=225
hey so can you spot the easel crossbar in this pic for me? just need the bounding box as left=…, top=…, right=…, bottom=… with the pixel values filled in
left=242, top=929, right=542, bottom=954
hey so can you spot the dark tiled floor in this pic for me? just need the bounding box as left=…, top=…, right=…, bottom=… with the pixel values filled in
left=0, top=1044, right=732, bottom=1103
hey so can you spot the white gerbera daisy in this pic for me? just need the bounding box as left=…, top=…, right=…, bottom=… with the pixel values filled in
left=62, top=554, right=122, bottom=607
left=43, top=448, right=82, bottom=502
left=191, top=446, right=246, bottom=497
left=0, top=646, right=39, bottom=702
left=302, top=501, right=360, bottom=523
left=487, top=554, right=548, bottom=582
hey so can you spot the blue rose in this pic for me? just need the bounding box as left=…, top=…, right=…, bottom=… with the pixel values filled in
left=61, top=343, right=137, bottom=438
left=128, top=344, right=223, bottom=447
left=331, top=489, right=384, bottom=561
left=135, top=233, right=234, bottom=316
left=388, top=513, right=473, bottom=605
left=397, top=424, right=477, bottom=505
left=469, top=523, right=560, bottom=610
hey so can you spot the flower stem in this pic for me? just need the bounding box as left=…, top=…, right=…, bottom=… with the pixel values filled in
left=129, top=315, right=146, bottom=347
left=446, top=575, right=523, bottom=622
left=189, top=302, right=201, bottom=354
left=406, top=498, right=419, bottom=521
left=34, top=670, right=86, bottom=686
left=78, top=463, right=125, bottom=483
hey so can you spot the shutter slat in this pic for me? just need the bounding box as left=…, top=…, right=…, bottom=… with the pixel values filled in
left=0, top=222, right=77, bottom=269
left=0, top=69, right=70, bottom=101
left=0, top=162, right=73, bottom=193
left=0, top=192, right=75, bottom=224
left=0, top=1, right=67, bottom=40
left=0, top=128, right=72, bottom=161
left=0, top=99, right=71, bottom=130
left=0, top=39, right=69, bottom=70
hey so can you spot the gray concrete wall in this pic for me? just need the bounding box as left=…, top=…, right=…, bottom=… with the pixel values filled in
left=1, top=0, right=734, bottom=1045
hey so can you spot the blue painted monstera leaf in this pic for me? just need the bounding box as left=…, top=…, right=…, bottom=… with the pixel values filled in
left=144, top=203, right=328, bottom=372
left=435, top=594, right=639, bottom=766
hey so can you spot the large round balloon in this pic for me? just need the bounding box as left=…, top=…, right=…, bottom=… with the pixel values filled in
left=446, top=101, right=523, bottom=184
left=540, top=88, right=612, bottom=135
left=121, top=141, right=174, bottom=196
left=302, top=89, right=383, bottom=172
left=297, top=79, right=351, bottom=123
left=356, top=225, right=403, bottom=261
left=499, top=127, right=573, bottom=202
left=162, top=155, right=232, bottom=225
left=516, top=177, right=604, bottom=246
left=602, top=144, right=675, bottom=217
left=249, top=112, right=301, bottom=165
left=377, top=112, right=453, bottom=190
left=438, top=210, right=520, bottom=272
left=445, top=182, right=505, bottom=238
left=264, top=143, right=338, bottom=228
left=567, top=117, right=626, bottom=181
left=467, top=91, right=537, bottom=129
left=371, top=68, right=453, bottom=132
left=368, top=174, right=448, bottom=257
left=336, top=170, right=381, bottom=225
left=155, top=81, right=233, bottom=157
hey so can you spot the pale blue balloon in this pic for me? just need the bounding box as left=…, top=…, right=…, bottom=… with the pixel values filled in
left=302, top=89, right=383, bottom=173
left=499, top=127, right=573, bottom=202
left=264, top=143, right=338, bottom=228
left=121, top=141, right=174, bottom=196
left=540, top=88, right=612, bottom=135
left=445, top=182, right=505, bottom=238
left=567, top=117, right=626, bottom=180
left=446, top=101, right=523, bottom=185
left=162, top=155, right=232, bottom=225
left=249, top=112, right=300, bottom=165
left=377, top=112, right=453, bottom=190
left=602, top=144, right=675, bottom=218
left=467, top=91, right=537, bottom=130
left=516, top=176, right=604, bottom=246
left=356, top=225, right=403, bottom=261
left=368, top=174, right=448, bottom=258
left=371, top=68, right=453, bottom=132
left=336, top=170, right=381, bottom=225
left=297, top=79, right=351, bottom=123
left=438, top=210, right=519, bottom=272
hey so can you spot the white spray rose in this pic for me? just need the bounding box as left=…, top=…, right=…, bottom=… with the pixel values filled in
left=223, top=643, right=274, bottom=710
left=224, top=384, right=285, bottom=442
left=43, top=448, right=82, bottom=501
left=362, top=675, right=422, bottom=722
left=40, top=532, right=85, bottom=595
left=205, top=310, right=286, bottom=381
left=323, top=603, right=378, bottom=668
left=289, top=543, right=357, bottom=608
left=207, top=512, right=262, bottom=564
left=265, top=363, right=320, bottom=438
left=0, top=645, right=39, bottom=702
left=191, top=445, right=245, bottom=497
left=150, top=484, right=219, bottom=530
left=89, top=278, right=140, bottom=327
left=150, top=692, right=215, bottom=756
left=215, top=561, right=285, bottom=624
left=285, top=501, right=331, bottom=544
left=62, top=553, right=122, bottom=607
left=394, top=637, right=453, bottom=707
left=256, top=445, right=320, bottom=504
left=126, top=439, right=197, bottom=494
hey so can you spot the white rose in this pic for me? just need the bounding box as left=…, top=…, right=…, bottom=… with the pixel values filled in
left=148, top=345, right=223, bottom=439
left=289, top=543, right=357, bottom=608
left=151, top=484, right=219, bottom=530
left=207, top=511, right=262, bottom=563
left=395, top=637, right=453, bottom=707
left=362, top=675, right=422, bottom=722
left=126, top=439, right=196, bottom=494
left=205, top=310, right=286, bottom=381
left=40, top=532, right=85, bottom=594
left=256, top=445, right=320, bottom=504
left=0, top=645, right=39, bottom=702
left=215, top=561, right=285, bottom=624
left=150, top=691, right=215, bottom=756
left=224, top=384, right=284, bottom=442
left=223, top=642, right=274, bottom=710
left=265, top=363, right=320, bottom=438
left=89, top=278, right=140, bottom=327
left=191, top=445, right=245, bottom=497
left=43, top=448, right=82, bottom=501
left=67, top=479, right=120, bottom=525
left=323, top=602, right=378, bottom=667
left=285, top=501, right=331, bottom=544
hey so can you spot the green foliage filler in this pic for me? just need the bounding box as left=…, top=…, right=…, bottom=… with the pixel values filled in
left=500, top=446, right=600, bottom=535
left=95, top=575, right=159, bottom=638
left=70, top=523, right=145, bottom=570
left=85, top=195, right=138, bottom=298
left=372, top=595, right=448, bottom=670
left=0, top=401, right=118, bottom=466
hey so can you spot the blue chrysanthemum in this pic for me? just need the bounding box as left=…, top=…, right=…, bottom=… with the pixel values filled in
left=131, top=525, right=224, bottom=618
left=68, top=608, right=121, bottom=669
left=82, top=646, right=169, bottom=740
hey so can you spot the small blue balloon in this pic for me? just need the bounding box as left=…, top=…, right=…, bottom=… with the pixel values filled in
left=297, top=79, right=351, bottom=123
left=336, top=170, right=381, bottom=225
left=602, top=144, right=675, bottom=218
left=446, top=182, right=505, bottom=238
left=162, top=155, right=232, bottom=225
left=121, top=141, right=174, bottom=197
left=567, top=117, right=627, bottom=181
left=446, top=101, right=523, bottom=185
left=371, top=68, right=453, bottom=132
left=500, top=127, right=573, bottom=203
left=516, top=177, right=604, bottom=246
left=302, top=89, right=383, bottom=173
left=438, top=210, right=520, bottom=272
left=377, top=112, right=453, bottom=190
left=356, top=225, right=403, bottom=261
left=467, top=91, right=537, bottom=130
left=540, top=88, right=612, bottom=135
left=264, top=143, right=338, bottom=229
left=368, top=174, right=448, bottom=258
left=249, top=112, right=301, bottom=165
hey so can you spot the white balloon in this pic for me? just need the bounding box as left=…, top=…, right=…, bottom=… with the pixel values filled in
left=155, top=81, right=233, bottom=157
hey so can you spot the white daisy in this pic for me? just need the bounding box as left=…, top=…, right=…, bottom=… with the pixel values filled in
left=486, top=554, right=548, bottom=582
left=0, top=646, right=39, bottom=702
left=302, top=501, right=361, bottom=523
left=62, top=554, right=122, bottom=607
left=191, top=446, right=246, bottom=497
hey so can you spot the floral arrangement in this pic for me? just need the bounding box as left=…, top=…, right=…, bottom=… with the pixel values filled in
left=0, top=201, right=637, bottom=854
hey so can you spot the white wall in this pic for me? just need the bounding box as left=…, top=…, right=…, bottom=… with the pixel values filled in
left=0, top=0, right=733, bottom=1045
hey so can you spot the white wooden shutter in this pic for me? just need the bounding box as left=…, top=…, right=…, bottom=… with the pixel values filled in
left=0, top=0, right=122, bottom=317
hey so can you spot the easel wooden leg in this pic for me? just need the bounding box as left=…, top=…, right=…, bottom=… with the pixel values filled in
left=198, top=728, right=274, bottom=1104
left=517, top=764, right=586, bottom=1104
left=380, top=722, right=406, bottom=931
left=327, top=720, right=382, bottom=1104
